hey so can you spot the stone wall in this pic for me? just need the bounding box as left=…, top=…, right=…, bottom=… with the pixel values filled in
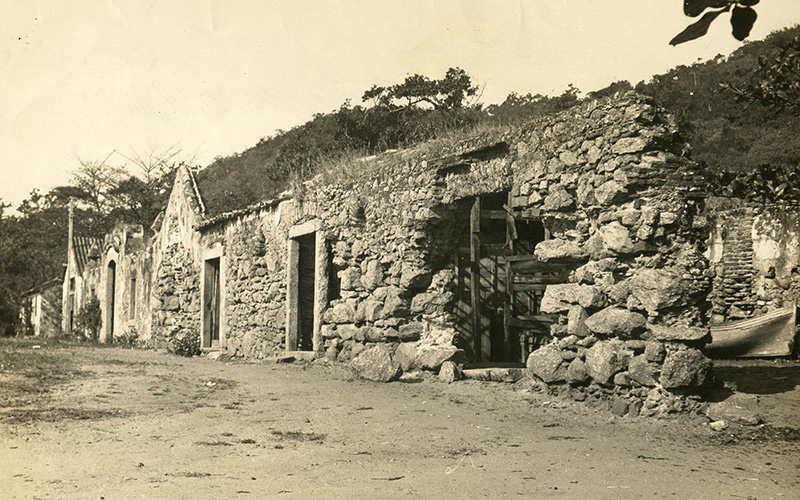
left=148, top=165, right=204, bottom=351
left=85, top=92, right=718, bottom=400
left=221, top=210, right=288, bottom=357
left=150, top=242, right=200, bottom=351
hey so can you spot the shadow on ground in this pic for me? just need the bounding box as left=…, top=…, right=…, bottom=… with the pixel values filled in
left=713, top=359, right=800, bottom=395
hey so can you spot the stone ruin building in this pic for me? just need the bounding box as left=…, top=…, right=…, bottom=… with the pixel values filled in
left=60, top=92, right=798, bottom=412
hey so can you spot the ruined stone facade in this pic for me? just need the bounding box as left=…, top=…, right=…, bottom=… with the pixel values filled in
left=708, top=198, right=800, bottom=322
left=70, top=92, right=733, bottom=400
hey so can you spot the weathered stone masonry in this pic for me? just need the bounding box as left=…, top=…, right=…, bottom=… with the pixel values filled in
left=192, top=92, right=714, bottom=394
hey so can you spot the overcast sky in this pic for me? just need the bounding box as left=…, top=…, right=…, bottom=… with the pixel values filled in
left=2, top=1, right=800, bottom=209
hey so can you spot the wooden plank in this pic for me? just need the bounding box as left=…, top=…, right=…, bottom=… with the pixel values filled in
left=509, top=283, right=549, bottom=292
left=517, top=314, right=558, bottom=322
left=480, top=210, right=508, bottom=220
left=506, top=316, right=556, bottom=328
left=505, top=193, right=517, bottom=253
left=470, top=197, right=483, bottom=361
left=503, top=259, right=513, bottom=362
left=502, top=255, right=540, bottom=263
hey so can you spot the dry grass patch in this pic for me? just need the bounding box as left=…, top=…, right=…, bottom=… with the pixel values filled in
left=271, top=430, right=326, bottom=442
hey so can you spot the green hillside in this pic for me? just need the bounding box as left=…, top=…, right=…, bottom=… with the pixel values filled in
left=635, top=24, right=800, bottom=200
left=196, top=24, right=800, bottom=215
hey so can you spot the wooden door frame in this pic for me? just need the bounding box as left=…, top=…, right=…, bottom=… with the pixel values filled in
left=286, top=220, right=327, bottom=353
left=200, top=246, right=225, bottom=349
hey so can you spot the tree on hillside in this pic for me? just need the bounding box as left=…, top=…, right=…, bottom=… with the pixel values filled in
left=271, top=68, right=485, bottom=187
left=671, top=0, right=760, bottom=46
left=363, top=67, right=480, bottom=112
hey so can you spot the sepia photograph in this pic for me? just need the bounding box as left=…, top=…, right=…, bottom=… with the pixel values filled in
left=1, top=1, right=800, bottom=498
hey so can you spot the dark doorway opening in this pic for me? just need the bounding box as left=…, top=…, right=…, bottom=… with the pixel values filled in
left=296, top=233, right=316, bottom=351
left=106, top=261, right=116, bottom=340
left=203, top=257, right=221, bottom=348
left=68, top=277, right=75, bottom=334
left=454, top=192, right=559, bottom=364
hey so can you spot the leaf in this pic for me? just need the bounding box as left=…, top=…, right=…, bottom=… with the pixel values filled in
left=670, top=7, right=729, bottom=46
left=683, top=0, right=730, bottom=17
left=731, top=6, right=757, bottom=41
left=739, top=0, right=759, bottom=5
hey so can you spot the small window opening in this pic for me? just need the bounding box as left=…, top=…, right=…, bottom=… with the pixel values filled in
left=327, top=242, right=341, bottom=302
left=515, top=219, right=546, bottom=254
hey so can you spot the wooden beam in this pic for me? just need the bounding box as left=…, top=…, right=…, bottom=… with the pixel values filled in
left=505, top=193, right=516, bottom=254
left=470, top=197, right=483, bottom=361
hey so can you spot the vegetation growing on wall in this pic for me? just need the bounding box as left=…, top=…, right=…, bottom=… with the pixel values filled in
left=197, top=24, right=800, bottom=216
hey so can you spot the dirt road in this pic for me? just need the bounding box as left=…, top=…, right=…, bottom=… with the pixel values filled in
left=1, top=339, right=798, bottom=499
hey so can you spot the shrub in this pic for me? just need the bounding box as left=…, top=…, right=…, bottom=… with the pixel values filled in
left=170, top=329, right=200, bottom=357
left=76, top=296, right=101, bottom=340
left=114, top=327, right=139, bottom=347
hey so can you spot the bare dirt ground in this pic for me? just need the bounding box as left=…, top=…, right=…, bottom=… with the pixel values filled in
left=1, top=338, right=798, bottom=500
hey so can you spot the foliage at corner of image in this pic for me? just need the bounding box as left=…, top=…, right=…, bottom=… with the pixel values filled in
left=671, top=1, right=761, bottom=46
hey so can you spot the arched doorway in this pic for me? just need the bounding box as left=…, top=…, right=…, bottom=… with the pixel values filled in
left=106, top=260, right=116, bottom=340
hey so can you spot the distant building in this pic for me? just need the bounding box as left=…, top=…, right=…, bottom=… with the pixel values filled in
left=19, top=279, right=62, bottom=337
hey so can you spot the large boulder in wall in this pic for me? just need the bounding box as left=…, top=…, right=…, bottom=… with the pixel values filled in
left=660, top=348, right=712, bottom=389
left=630, top=268, right=691, bottom=315
left=394, top=342, right=465, bottom=372
left=585, top=306, right=646, bottom=338
left=349, top=344, right=402, bottom=382
left=540, top=284, right=605, bottom=314
left=417, top=346, right=466, bottom=371
left=534, top=239, right=588, bottom=262
left=584, top=340, right=631, bottom=385
left=526, top=344, right=567, bottom=383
